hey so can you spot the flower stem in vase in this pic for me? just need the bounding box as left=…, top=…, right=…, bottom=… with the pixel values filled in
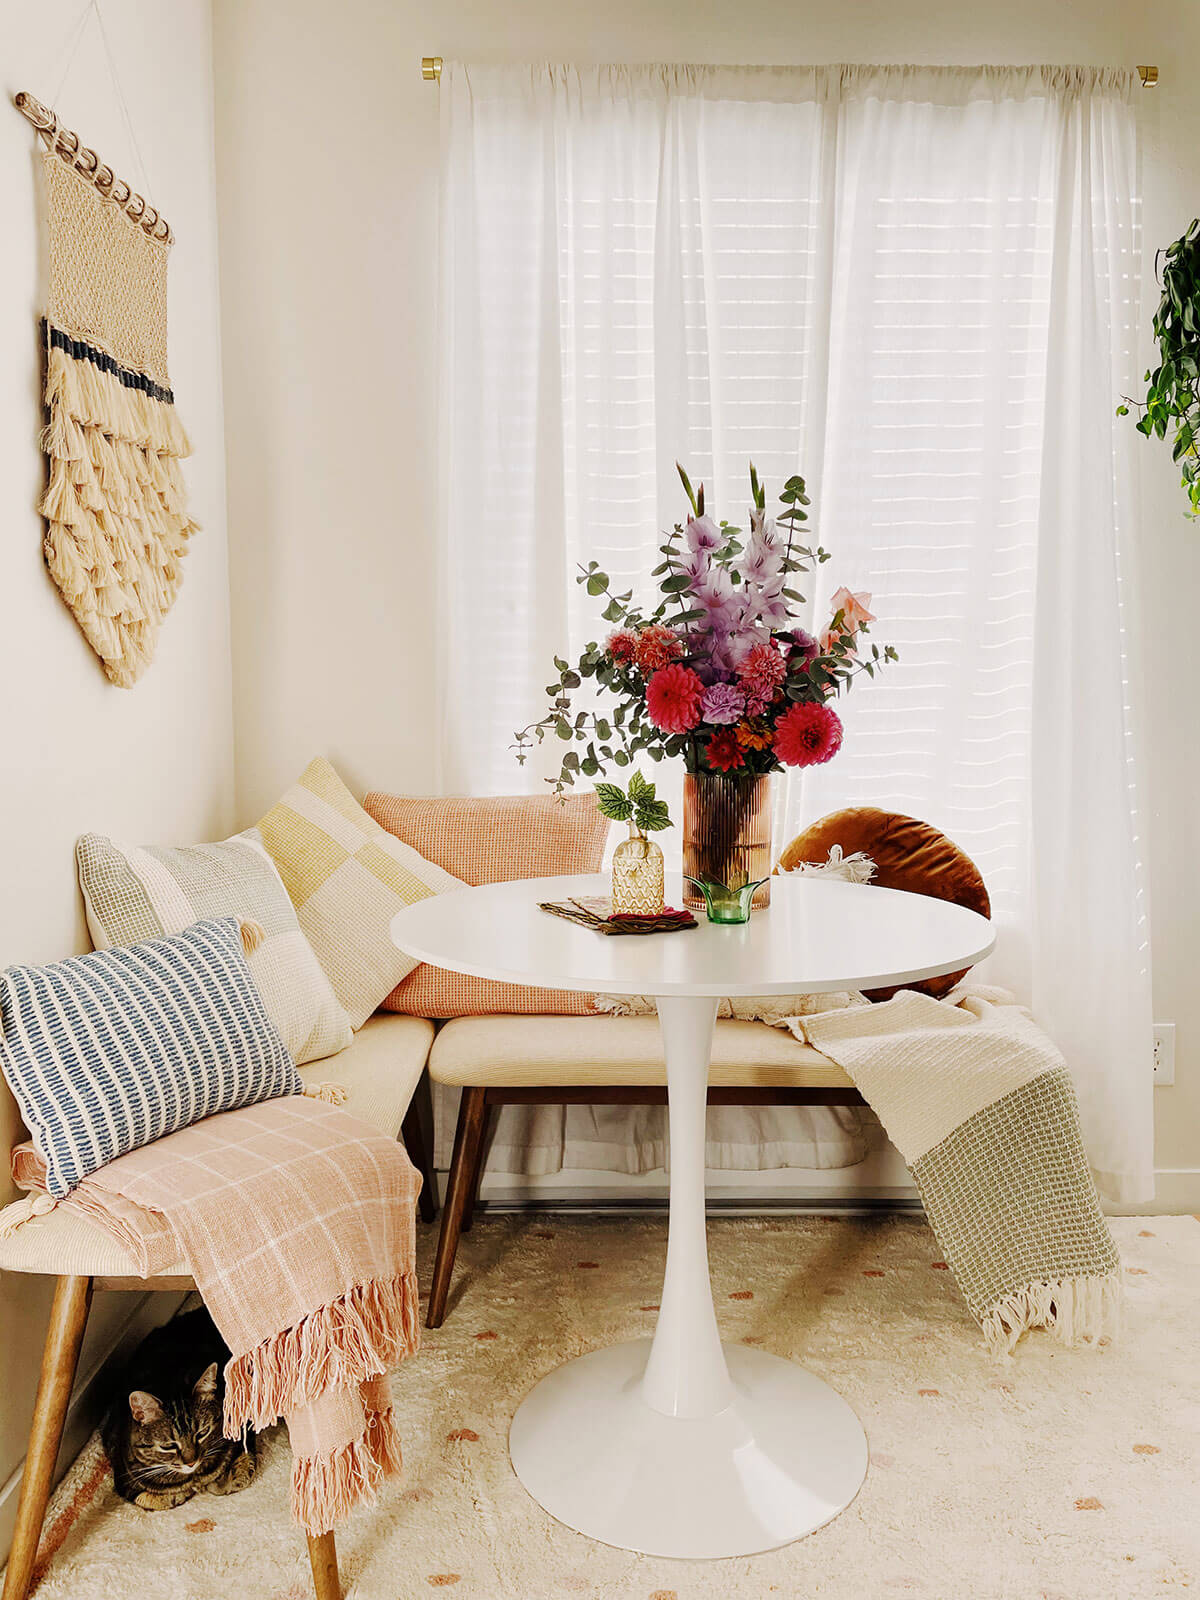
left=682, top=772, right=774, bottom=911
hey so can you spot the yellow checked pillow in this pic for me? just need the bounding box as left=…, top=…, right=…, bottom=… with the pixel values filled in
left=245, top=757, right=460, bottom=1028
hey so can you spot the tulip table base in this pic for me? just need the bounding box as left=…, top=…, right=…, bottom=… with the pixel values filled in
left=507, top=995, right=868, bottom=1559
left=509, top=1337, right=868, bottom=1559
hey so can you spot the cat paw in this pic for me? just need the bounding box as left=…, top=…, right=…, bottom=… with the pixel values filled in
left=133, top=1487, right=195, bottom=1510
left=208, top=1451, right=256, bottom=1494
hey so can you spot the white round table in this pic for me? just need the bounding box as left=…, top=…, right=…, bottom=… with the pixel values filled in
left=390, top=872, right=994, bottom=1560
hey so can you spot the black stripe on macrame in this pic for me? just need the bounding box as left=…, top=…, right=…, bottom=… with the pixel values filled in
left=45, top=322, right=174, bottom=406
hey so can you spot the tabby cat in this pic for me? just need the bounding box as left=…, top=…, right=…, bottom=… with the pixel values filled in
left=102, top=1307, right=257, bottom=1510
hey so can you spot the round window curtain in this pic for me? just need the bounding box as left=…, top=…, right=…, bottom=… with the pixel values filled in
left=436, top=62, right=1152, bottom=1201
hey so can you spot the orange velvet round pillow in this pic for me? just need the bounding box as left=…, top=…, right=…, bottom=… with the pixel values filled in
left=776, top=807, right=990, bottom=1002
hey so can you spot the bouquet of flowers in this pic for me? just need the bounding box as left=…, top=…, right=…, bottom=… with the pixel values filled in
left=514, top=463, right=895, bottom=788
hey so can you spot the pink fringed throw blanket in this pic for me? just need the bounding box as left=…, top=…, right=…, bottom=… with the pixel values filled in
left=11, top=1096, right=420, bottom=1532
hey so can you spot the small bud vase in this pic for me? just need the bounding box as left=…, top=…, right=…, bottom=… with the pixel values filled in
left=611, top=822, right=665, bottom=915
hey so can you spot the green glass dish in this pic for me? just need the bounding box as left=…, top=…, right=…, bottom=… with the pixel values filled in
left=684, top=875, right=771, bottom=925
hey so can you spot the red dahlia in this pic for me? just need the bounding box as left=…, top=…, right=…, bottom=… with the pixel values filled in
left=645, top=663, right=705, bottom=733
left=705, top=728, right=745, bottom=772
left=772, top=701, right=844, bottom=768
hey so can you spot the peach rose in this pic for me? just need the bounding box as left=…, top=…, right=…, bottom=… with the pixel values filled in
left=820, top=587, right=875, bottom=653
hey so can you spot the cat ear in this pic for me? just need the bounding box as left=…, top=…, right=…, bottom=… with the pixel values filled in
left=128, top=1390, right=164, bottom=1424
left=193, top=1363, right=219, bottom=1399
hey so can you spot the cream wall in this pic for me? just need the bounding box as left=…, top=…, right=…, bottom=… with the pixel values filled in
left=0, top=0, right=233, bottom=1554
left=211, top=0, right=1200, bottom=1202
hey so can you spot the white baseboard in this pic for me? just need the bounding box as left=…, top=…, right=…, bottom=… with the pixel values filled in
left=1109, top=1168, right=1200, bottom=1215
left=0, top=1288, right=187, bottom=1566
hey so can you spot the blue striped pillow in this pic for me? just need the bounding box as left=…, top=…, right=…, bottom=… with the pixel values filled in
left=0, top=917, right=300, bottom=1198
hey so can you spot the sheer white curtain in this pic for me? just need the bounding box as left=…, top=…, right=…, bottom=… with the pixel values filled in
left=437, top=63, right=1153, bottom=1201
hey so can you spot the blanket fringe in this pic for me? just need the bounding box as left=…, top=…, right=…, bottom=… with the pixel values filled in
left=290, top=1406, right=404, bottom=1535
left=224, top=1268, right=420, bottom=1434
left=0, top=1193, right=59, bottom=1237
left=302, top=1082, right=349, bottom=1106
left=981, top=1272, right=1124, bottom=1358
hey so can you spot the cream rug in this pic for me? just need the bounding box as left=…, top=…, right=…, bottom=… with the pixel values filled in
left=20, top=1214, right=1200, bottom=1600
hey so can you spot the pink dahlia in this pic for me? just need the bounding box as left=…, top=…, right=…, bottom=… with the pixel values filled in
left=699, top=682, right=746, bottom=725
left=645, top=663, right=704, bottom=733
left=607, top=628, right=639, bottom=665
left=705, top=728, right=745, bottom=772
left=634, top=624, right=685, bottom=676
left=773, top=702, right=844, bottom=768
left=738, top=640, right=788, bottom=699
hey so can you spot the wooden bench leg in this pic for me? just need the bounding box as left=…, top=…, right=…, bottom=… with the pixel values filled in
left=460, top=1098, right=493, bottom=1235
left=401, top=1068, right=438, bottom=1223
left=426, top=1087, right=487, bottom=1328
left=306, top=1530, right=341, bottom=1600
left=2, top=1275, right=94, bottom=1600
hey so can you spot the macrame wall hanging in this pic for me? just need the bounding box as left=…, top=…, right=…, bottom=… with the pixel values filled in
left=15, top=89, right=196, bottom=688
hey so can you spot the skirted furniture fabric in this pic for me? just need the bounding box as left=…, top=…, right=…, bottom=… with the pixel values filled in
left=0, top=1013, right=436, bottom=1600
left=423, top=809, right=990, bottom=1328
left=426, top=1020, right=861, bottom=1328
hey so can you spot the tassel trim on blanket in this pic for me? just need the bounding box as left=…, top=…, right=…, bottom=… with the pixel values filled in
left=0, top=1192, right=58, bottom=1238
left=981, top=1271, right=1124, bottom=1358
left=224, top=1268, right=421, bottom=1434
left=291, top=1405, right=405, bottom=1535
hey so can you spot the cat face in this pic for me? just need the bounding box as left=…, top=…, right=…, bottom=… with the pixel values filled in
left=125, top=1363, right=226, bottom=1484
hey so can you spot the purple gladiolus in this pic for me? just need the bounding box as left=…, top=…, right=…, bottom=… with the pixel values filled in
left=699, top=682, right=746, bottom=724
left=685, top=513, right=723, bottom=556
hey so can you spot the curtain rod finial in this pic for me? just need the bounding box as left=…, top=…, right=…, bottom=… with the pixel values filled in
left=1139, top=65, right=1158, bottom=87
left=423, top=56, right=443, bottom=82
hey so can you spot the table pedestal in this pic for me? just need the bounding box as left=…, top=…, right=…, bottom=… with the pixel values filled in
left=508, top=995, right=868, bottom=1558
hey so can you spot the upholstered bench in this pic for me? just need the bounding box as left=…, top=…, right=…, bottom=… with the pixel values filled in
left=423, top=1015, right=861, bottom=1327
left=0, top=1013, right=436, bottom=1286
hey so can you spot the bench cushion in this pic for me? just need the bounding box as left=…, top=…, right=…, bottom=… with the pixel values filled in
left=429, top=1014, right=852, bottom=1089
left=0, top=1013, right=434, bottom=1281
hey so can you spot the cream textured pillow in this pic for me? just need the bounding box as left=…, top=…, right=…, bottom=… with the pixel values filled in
left=247, top=757, right=462, bottom=1028
left=77, top=833, right=352, bottom=1065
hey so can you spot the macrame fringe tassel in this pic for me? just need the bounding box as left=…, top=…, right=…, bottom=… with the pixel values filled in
left=981, top=1272, right=1124, bottom=1358
left=290, top=1406, right=404, bottom=1535
left=224, top=1269, right=421, bottom=1435
left=40, top=339, right=196, bottom=688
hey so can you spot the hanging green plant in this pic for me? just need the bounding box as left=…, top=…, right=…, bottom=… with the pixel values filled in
left=1120, top=219, right=1200, bottom=514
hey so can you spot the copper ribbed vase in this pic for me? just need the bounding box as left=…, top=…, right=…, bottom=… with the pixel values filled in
left=682, top=772, right=774, bottom=911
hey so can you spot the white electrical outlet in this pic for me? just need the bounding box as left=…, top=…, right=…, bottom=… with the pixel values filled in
left=1153, top=1023, right=1176, bottom=1086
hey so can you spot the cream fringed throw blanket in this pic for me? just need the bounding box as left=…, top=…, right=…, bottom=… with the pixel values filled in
left=10, top=1097, right=420, bottom=1532
left=785, top=986, right=1122, bottom=1355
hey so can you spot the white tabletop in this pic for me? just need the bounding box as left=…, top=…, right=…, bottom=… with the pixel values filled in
left=389, top=873, right=994, bottom=998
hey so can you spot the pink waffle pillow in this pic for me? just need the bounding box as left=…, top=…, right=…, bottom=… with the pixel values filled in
left=362, top=792, right=610, bottom=1018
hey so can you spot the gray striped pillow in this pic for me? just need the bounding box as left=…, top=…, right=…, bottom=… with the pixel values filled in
left=0, top=917, right=300, bottom=1197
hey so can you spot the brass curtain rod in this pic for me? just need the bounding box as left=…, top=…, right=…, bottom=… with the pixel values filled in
left=420, top=56, right=1159, bottom=87
left=12, top=89, right=173, bottom=244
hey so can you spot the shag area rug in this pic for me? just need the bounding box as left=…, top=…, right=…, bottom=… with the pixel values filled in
left=18, top=1214, right=1200, bottom=1600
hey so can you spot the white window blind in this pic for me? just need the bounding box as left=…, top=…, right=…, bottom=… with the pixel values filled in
left=437, top=63, right=1152, bottom=1200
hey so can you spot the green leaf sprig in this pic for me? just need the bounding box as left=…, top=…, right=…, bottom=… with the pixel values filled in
left=594, top=770, right=672, bottom=834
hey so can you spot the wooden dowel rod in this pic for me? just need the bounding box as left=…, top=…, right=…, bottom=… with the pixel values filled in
left=12, top=90, right=173, bottom=244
